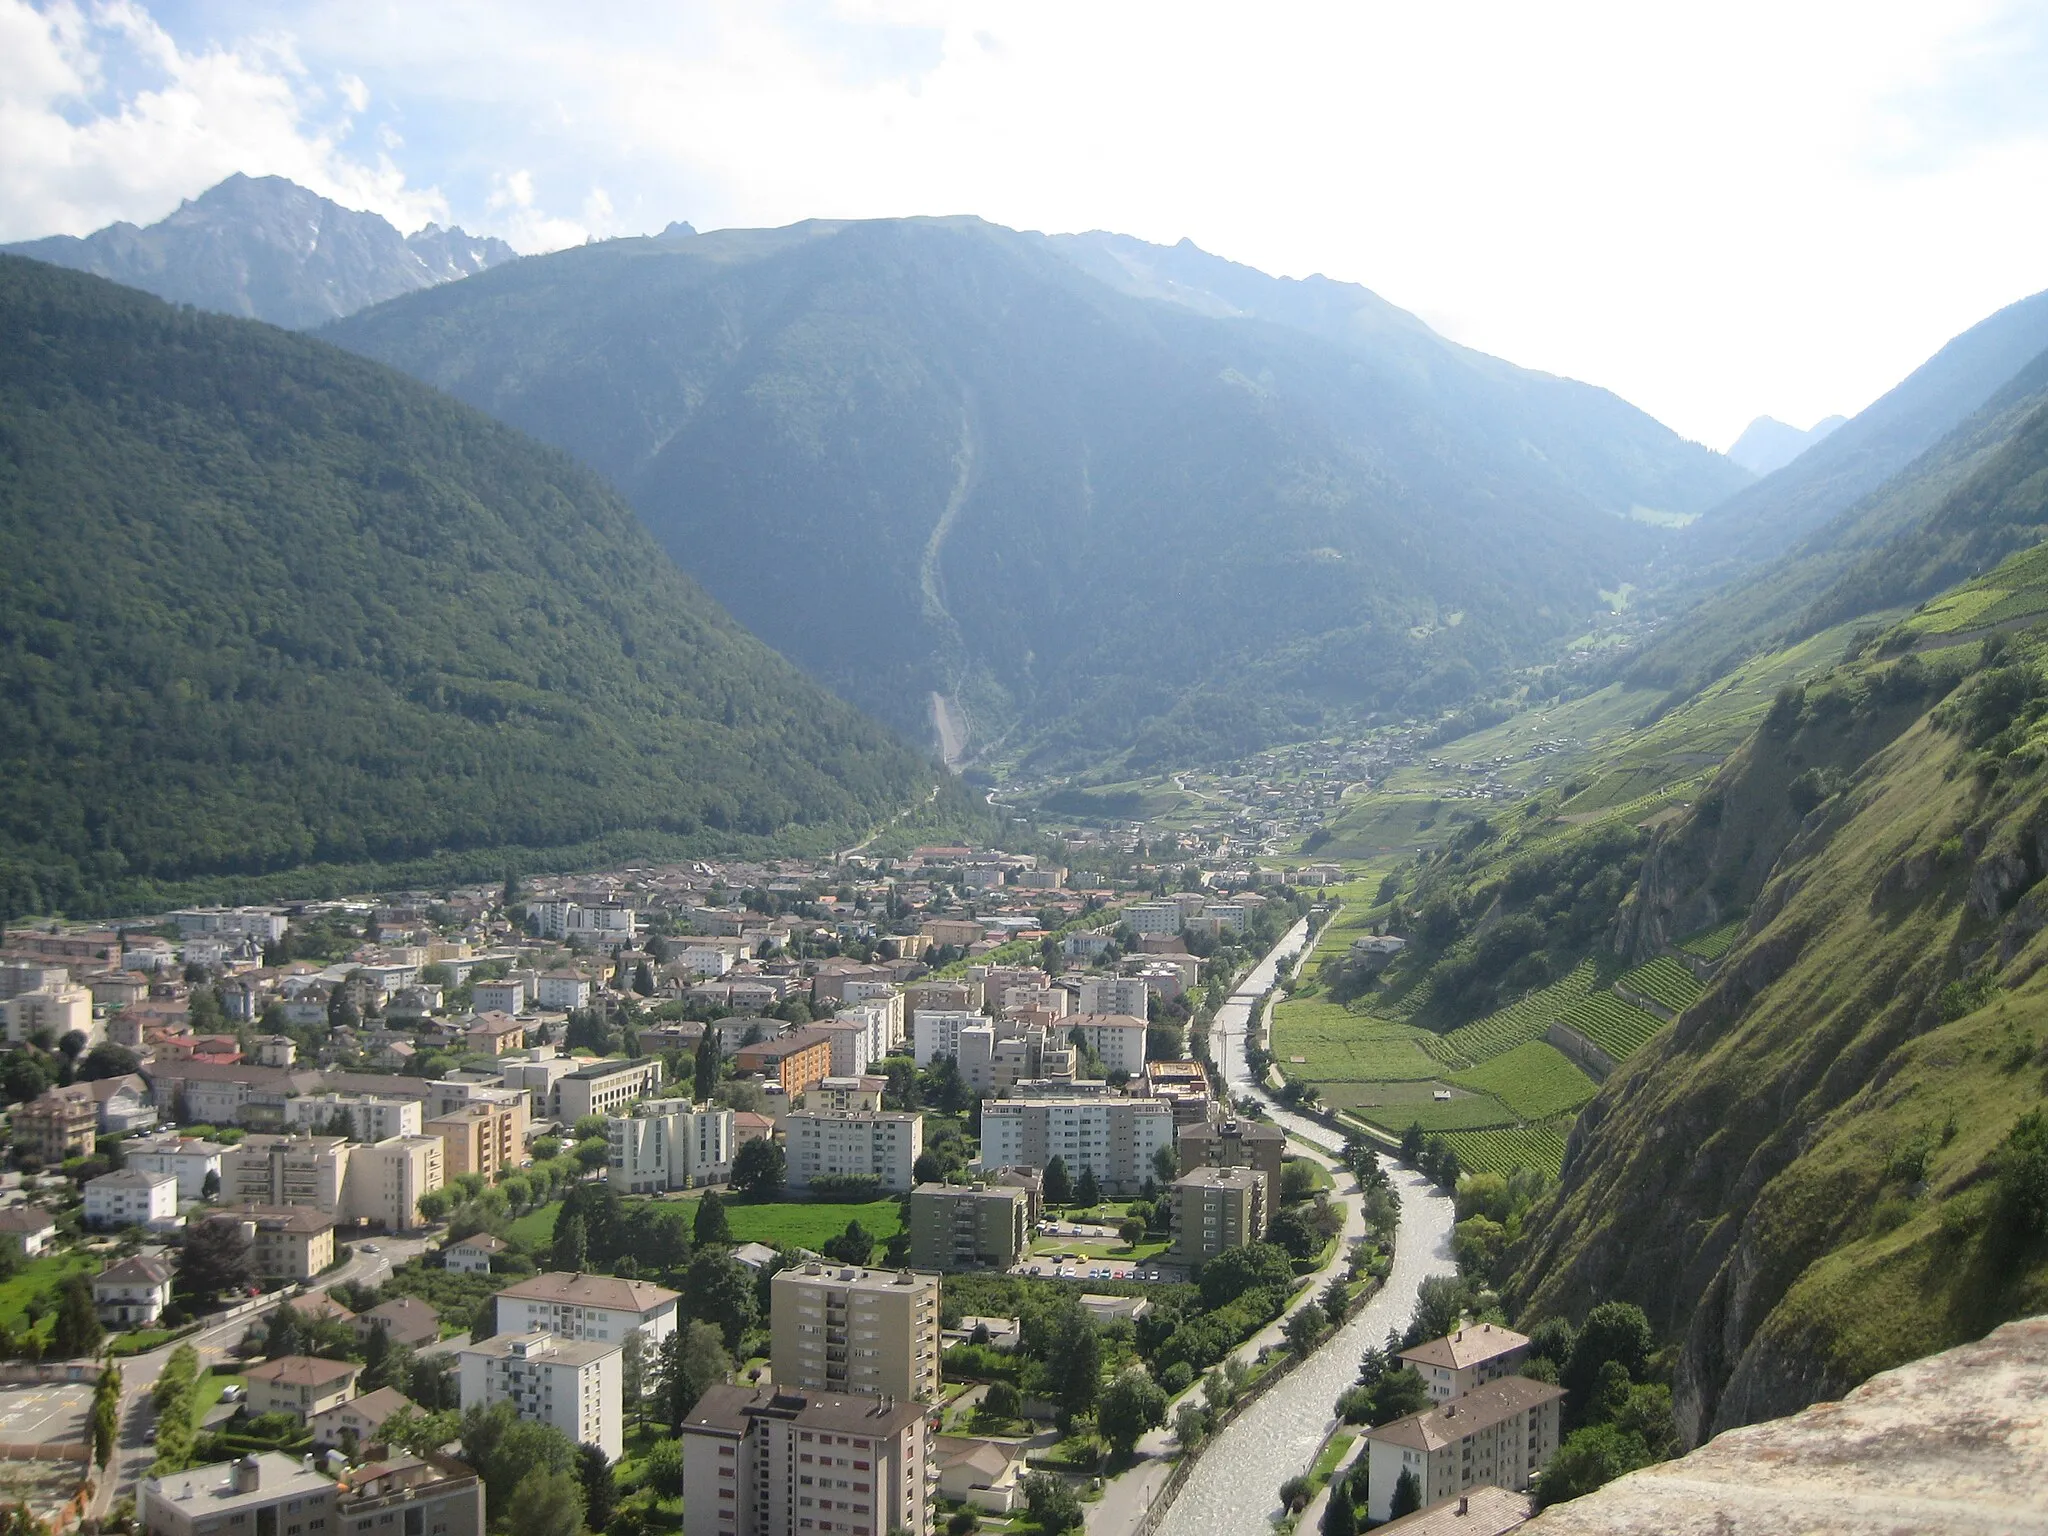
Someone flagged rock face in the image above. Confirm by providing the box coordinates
[3,174,517,328]
[1520,1313,2048,1534]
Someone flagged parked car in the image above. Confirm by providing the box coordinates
[220,1385,245,1403]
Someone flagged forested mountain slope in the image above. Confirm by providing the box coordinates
[0,257,952,916]
[325,215,1745,766]
[3,175,518,330]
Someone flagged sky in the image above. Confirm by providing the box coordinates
[4,1,2047,451]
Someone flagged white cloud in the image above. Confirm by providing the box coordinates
[0,0,442,242]
[5,0,2046,444]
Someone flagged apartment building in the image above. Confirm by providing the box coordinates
[908,1184,1030,1272]
[809,1019,874,1079]
[680,1385,928,1536]
[0,961,69,1001]
[472,980,528,1015]
[208,1206,336,1280]
[804,1077,886,1114]
[1178,1116,1287,1193]
[245,1355,361,1421]
[334,1454,486,1536]
[978,1097,1174,1196]
[222,1132,444,1231]
[83,1168,181,1231]
[903,979,981,1021]
[1168,1166,1267,1266]
[838,984,904,1047]
[283,1093,422,1141]
[141,1453,337,1536]
[733,1030,835,1097]
[608,1098,735,1192]
[459,1329,623,1461]
[536,973,592,1010]
[1077,977,1150,1018]
[784,1110,923,1194]
[769,1264,941,1404]
[1363,1377,1565,1524]
[14,1083,99,1162]
[910,1011,982,1068]
[1063,1014,1148,1075]
[551,1058,664,1122]
[1398,1324,1533,1404]
[2,983,95,1046]
[494,1272,680,1351]
[94,1255,173,1326]
[346,1136,445,1231]
[1121,902,1183,936]
[425,1100,528,1182]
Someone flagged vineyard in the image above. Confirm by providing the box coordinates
[1679,919,1744,961]
[1354,1090,1518,1134]
[1442,1120,1572,1178]
[1451,1041,1600,1120]
[1437,960,1605,1066]
[1618,955,1704,1013]
[1557,992,1666,1062]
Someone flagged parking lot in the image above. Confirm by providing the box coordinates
[0,1383,92,1449]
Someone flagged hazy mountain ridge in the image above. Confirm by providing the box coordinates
[0,256,951,915]
[2,174,518,330]
[325,213,1745,766]
[1725,413,1845,477]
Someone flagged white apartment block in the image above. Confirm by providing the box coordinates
[680,1384,929,1536]
[608,1098,735,1192]
[459,1330,623,1461]
[1363,1377,1564,1524]
[536,973,592,1010]
[172,907,290,942]
[679,946,736,978]
[283,1093,422,1141]
[552,1058,664,1122]
[1203,902,1247,933]
[785,1111,923,1194]
[472,980,528,1014]
[123,1135,227,1200]
[912,1011,983,1068]
[978,1097,1173,1195]
[1063,1014,1149,1075]
[832,1004,894,1067]
[221,1133,444,1231]
[838,984,904,1046]
[494,1272,680,1353]
[1122,902,1184,936]
[2,985,95,1047]
[810,1019,874,1079]
[1078,976,1150,1019]
[83,1168,181,1231]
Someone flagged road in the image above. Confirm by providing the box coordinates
[97,1229,432,1513]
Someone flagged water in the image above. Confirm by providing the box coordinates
[1152,920,1458,1534]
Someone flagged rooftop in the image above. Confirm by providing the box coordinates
[776,1263,938,1293]
[1400,1323,1532,1373]
[683,1383,927,1439]
[0,1207,55,1233]
[1376,1487,1531,1535]
[1174,1165,1266,1191]
[559,1059,660,1082]
[145,1453,330,1513]
[1367,1376,1564,1453]
[461,1329,620,1367]
[245,1355,360,1388]
[497,1271,680,1313]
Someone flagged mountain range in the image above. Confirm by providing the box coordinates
[1724,413,1845,477]
[0,255,957,917]
[2,174,518,330]
[320,214,1748,767]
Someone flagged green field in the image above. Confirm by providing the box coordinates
[1679,920,1744,961]
[1451,1041,1599,1120]
[1442,1121,1572,1178]
[0,1253,95,1340]
[1557,993,1666,1062]
[1438,960,1605,1066]
[1354,1093,1519,1133]
[505,1196,903,1254]
[1619,956,1705,1013]
[1272,998,1444,1083]
[504,1201,562,1249]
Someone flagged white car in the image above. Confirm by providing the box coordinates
[360,1243,380,1253]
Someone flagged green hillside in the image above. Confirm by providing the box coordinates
[0,257,959,915]
[325,216,1744,769]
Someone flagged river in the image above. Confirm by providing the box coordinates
[1151,915,1458,1535]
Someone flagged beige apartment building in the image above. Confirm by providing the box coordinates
[551,1058,663,1122]
[141,1453,337,1536]
[680,1385,928,1536]
[1398,1324,1533,1403]
[335,1454,486,1536]
[244,1355,360,1421]
[770,1264,941,1404]
[1178,1116,1287,1191]
[908,1183,1031,1272]
[424,1100,527,1181]
[221,1133,444,1232]
[1363,1376,1565,1525]
[209,1205,337,1280]
[1169,1165,1267,1266]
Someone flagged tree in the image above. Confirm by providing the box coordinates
[1321,1475,1355,1536]
[622,1333,648,1428]
[1283,1304,1326,1357]
[76,1043,142,1081]
[51,1274,102,1358]
[264,1304,305,1359]
[694,1190,734,1247]
[1021,1473,1082,1534]
[1197,1243,1293,1310]
[1173,1401,1208,1451]
[1095,1367,1168,1459]
[693,1031,722,1100]
[644,1437,685,1499]
[1389,1468,1422,1520]
[551,1213,589,1272]
[1152,1145,1179,1184]
[1042,1156,1073,1207]
[176,1217,253,1301]
[731,1138,786,1201]
[377,1405,461,1456]
[822,1220,874,1265]
[982,1381,1022,1422]
[1400,1123,1425,1163]
[505,1467,584,1536]
[575,1443,615,1532]
[682,1250,757,1353]
[657,1320,732,1428]
[200,1168,221,1201]
[633,962,655,997]
[1535,1424,1653,1508]
[1563,1302,1653,1422]
[1053,1318,1100,1429]
[1074,1167,1102,1209]
[460,1403,575,1517]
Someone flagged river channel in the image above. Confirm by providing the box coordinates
[1152,917,1458,1534]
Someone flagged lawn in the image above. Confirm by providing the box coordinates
[503,1200,561,1249]
[1271,999,1443,1083]
[506,1195,904,1255]
[192,1371,245,1431]
[0,1252,95,1340]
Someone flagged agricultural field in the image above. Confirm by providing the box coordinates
[1442,1121,1573,1178]
[1270,998,1443,1084]
[1680,920,1744,961]
[1618,956,1705,1013]
[1350,1090,1518,1134]
[1451,1042,1600,1121]
[1557,993,1666,1062]
[1438,960,1605,1066]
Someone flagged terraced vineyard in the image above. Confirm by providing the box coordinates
[1451,1041,1600,1120]
[1679,919,1744,961]
[1442,1120,1572,1178]
[1438,960,1604,1065]
[1557,992,1666,1062]
[1618,955,1704,1013]
[1355,1092,1518,1134]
